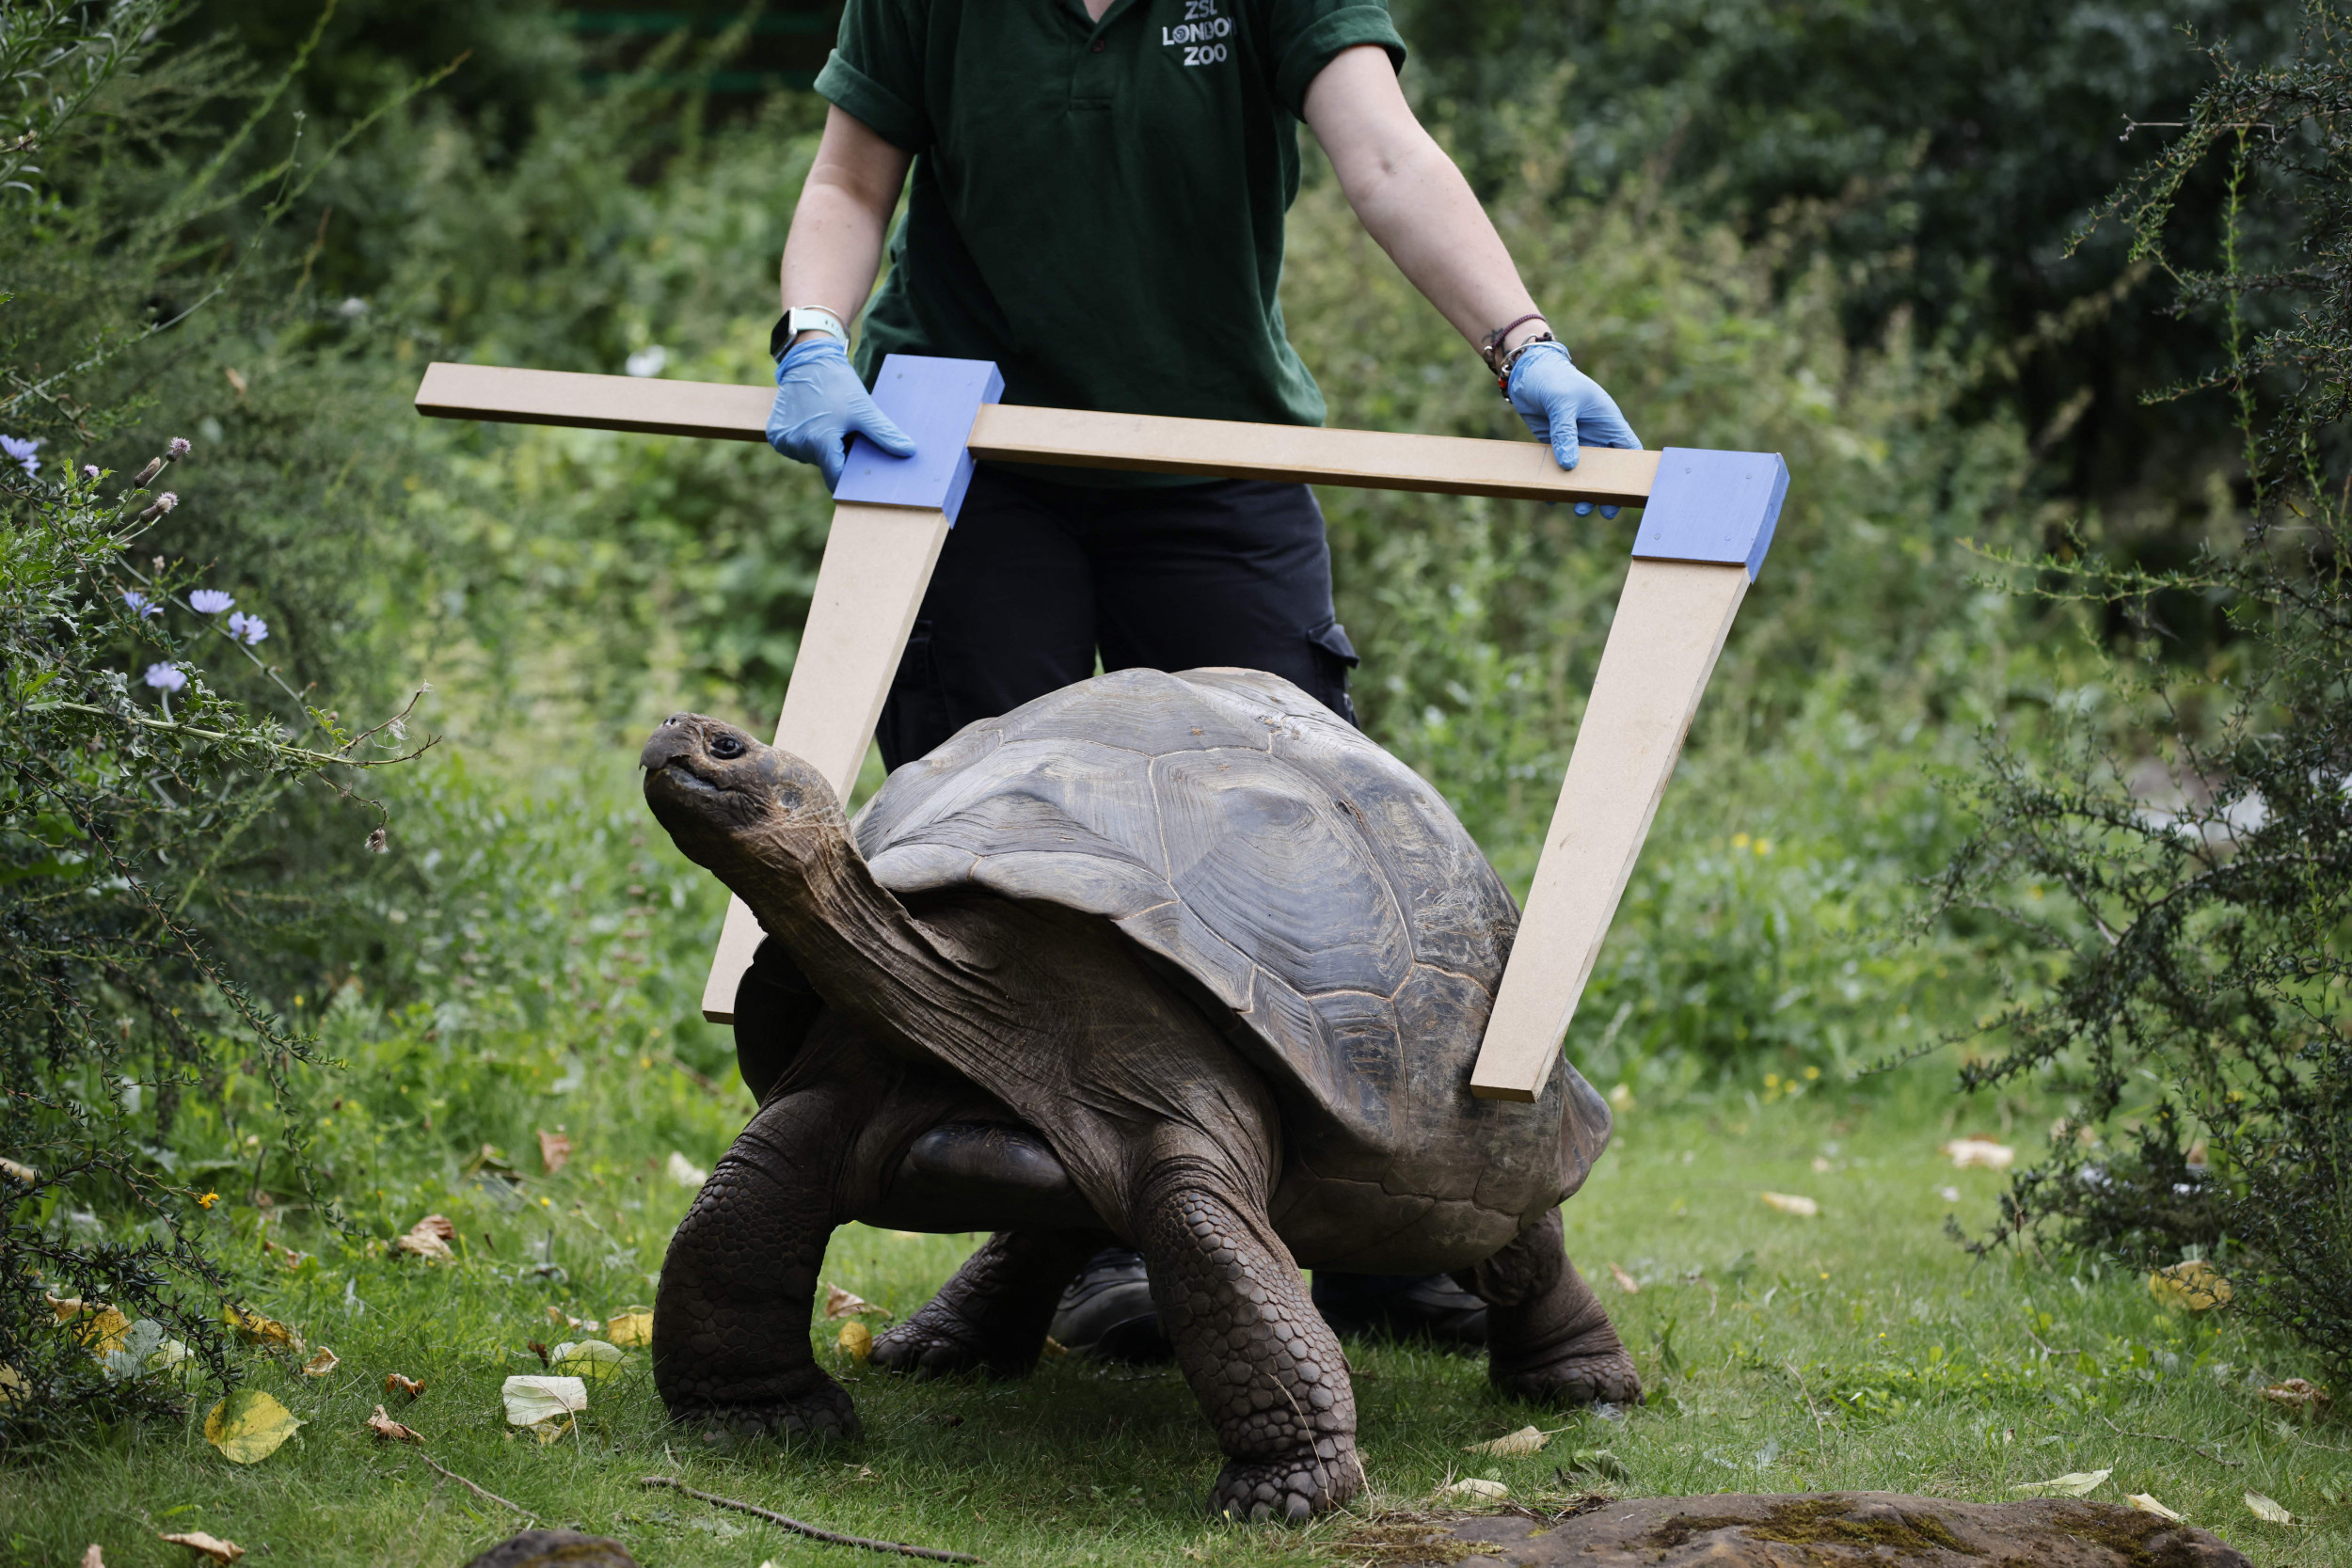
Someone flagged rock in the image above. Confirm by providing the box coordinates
[459,1530,639,1568]
[1359,1492,2252,1566]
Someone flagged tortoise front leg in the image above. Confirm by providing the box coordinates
[1454,1207,1642,1407]
[653,1077,873,1444]
[1134,1135,1362,1523]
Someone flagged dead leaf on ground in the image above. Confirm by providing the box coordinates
[1465,1425,1549,1456]
[79,1545,101,1568]
[532,1415,575,1444]
[385,1372,424,1400]
[1040,1336,1069,1357]
[1759,1191,1820,1217]
[2244,1492,2296,1525]
[1443,1478,1509,1499]
[1559,1449,1630,1482]
[223,1304,300,1353]
[824,1283,888,1320]
[301,1348,338,1378]
[2262,1378,2329,1412]
[2148,1259,2233,1312]
[46,1293,85,1322]
[836,1322,873,1364]
[2012,1468,2110,1497]
[0,1364,27,1402]
[1942,1136,2016,1170]
[204,1388,303,1464]
[2127,1494,2185,1522]
[159,1530,244,1563]
[366,1403,421,1443]
[550,1339,625,1382]
[605,1309,652,1348]
[1606,1262,1639,1294]
[536,1129,571,1174]
[502,1373,587,1430]
[392,1214,455,1262]
[72,1305,132,1360]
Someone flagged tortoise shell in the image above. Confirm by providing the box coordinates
[850,667,1611,1258]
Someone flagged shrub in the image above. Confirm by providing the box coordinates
[1938,1,2352,1387]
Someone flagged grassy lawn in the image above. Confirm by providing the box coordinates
[6,1067,2344,1567]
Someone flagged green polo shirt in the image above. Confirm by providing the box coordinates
[815,0,1404,461]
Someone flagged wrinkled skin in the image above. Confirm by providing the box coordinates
[641,713,1638,1522]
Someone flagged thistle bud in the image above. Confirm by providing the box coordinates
[135,491,179,523]
[132,457,166,487]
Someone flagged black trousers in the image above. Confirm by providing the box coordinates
[876,466,1359,770]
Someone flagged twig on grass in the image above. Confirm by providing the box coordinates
[420,1451,538,1520]
[2097,1414,2246,1467]
[641,1476,979,1563]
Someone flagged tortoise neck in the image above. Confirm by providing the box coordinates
[735,821,995,1049]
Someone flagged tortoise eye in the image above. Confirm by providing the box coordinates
[708,734,745,759]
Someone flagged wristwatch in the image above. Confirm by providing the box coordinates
[770,306,850,360]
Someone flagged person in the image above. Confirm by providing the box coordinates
[758,0,1641,1360]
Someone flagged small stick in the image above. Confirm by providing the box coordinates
[641,1476,979,1563]
[2097,1414,2246,1467]
[421,1451,538,1519]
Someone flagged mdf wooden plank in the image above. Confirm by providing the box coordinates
[413,361,1658,505]
[699,501,951,1022]
[1469,560,1751,1101]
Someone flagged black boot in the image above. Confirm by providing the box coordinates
[1310,1271,1487,1350]
[1045,1246,1173,1364]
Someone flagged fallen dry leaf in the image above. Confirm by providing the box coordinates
[2148,1259,2233,1312]
[72,1305,132,1360]
[1942,1137,2016,1170]
[1562,1448,1631,1481]
[46,1293,84,1322]
[365,1403,421,1443]
[836,1322,873,1364]
[204,1388,303,1464]
[2012,1468,2110,1497]
[392,1214,454,1262]
[159,1530,244,1563]
[2262,1378,2329,1412]
[0,1364,26,1402]
[1444,1478,1509,1499]
[79,1545,101,1568]
[824,1283,888,1320]
[385,1372,424,1400]
[532,1415,575,1445]
[1,1156,35,1183]
[546,1306,599,1332]
[223,1304,300,1353]
[1040,1336,1069,1358]
[2127,1494,2184,1523]
[1465,1425,1549,1456]
[1759,1191,1820,1217]
[666,1150,708,1187]
[536,1129,571,1174]
[1607,1262,1640,1295]
[1811,1155,1833,1173]
[501,1373,587,1429]
[605,1309,652,1348]
[2244,1492,2296,1525]
[301,1348,338,1378]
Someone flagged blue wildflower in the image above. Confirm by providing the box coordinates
[122,591,163,619]
[1,434,41,476]
[143,663,187,692]
[189,589,234,614]
[227,610,268,645]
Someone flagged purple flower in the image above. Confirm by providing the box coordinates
[82,464,99,480]
[135,491,179,524]
[167,436,191,458]
[227,610,268,645]
[1,434,40,476]
[143,663,187,692]
[189,589,234,614]
[122,591,163,619]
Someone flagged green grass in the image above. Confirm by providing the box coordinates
[6,1070,2346,1568]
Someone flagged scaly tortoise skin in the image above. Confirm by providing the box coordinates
[640,668,1637,1524]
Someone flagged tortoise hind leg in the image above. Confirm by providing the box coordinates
[871,1228,1110,1378]
[1454,1207,1643,1407]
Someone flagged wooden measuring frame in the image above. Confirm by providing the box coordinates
[416,356,1788,1101]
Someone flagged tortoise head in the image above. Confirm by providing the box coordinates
[640,713,846,881]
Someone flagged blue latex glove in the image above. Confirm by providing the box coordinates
[766,337,916,487]
[1507,341,1642,517]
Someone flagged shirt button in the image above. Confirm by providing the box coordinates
[1091,39,1105,52]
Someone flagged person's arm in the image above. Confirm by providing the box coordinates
[766,104,919,483]
[1302,46,1639,473]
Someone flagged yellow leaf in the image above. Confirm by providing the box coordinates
[550,1340,626,1383]
[1607,1262,1640,1295]
[2147,1260,2233,1312]
[2243,1492,2295,1525]
[158,1530,245,1563]
[75,1307,131,1360]
[1759,1192,1820,1217]
[203,1388,304,1464]
[2127,1494,2184,1522]
[301,1348,339,1378]
[605,1310,653,1348]
[223,1305,301,1353]
[1464,1425,1549,1456]
[2012,1469,2109,1497]
[836,1322,873,1364]
[824,1283,888,1320]
[1040,1335,1069,1358]
[532,1415,576,1444]
[0,1364,26,1403]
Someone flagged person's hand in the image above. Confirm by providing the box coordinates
[766,337,916,487]
[1507,341,1641,517]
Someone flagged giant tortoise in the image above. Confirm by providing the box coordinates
[639,667,1637,1523]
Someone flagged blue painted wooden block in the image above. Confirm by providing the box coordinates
[834,355,1006,523]
[1629,447,1789,579]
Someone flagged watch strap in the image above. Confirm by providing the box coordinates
[770,306,850,360]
